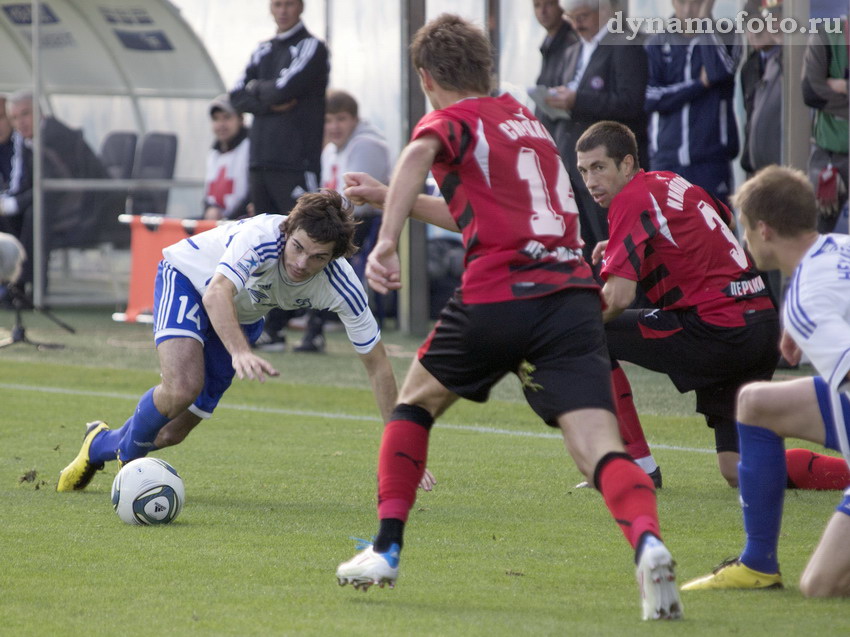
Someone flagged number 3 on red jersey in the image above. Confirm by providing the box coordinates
[517,147,578,238]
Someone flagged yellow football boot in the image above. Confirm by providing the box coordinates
[56,421,109,492]
[681,558,782,591]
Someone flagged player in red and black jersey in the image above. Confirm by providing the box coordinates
[576,121,780,487]
[336,15,682,621]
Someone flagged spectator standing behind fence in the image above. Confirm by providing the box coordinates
[0,89,108,291]
[202,94,251,221]
[0,96,13,190]
[740,1,784,309]
[230,0,329,352]
[544,0,649,262]
[305,90,393,353]
[740,1,783,177]
[322,90,391,284]
[542,0,659,482]
[801,18,848,232]
[644,0,740,207]
[531,0,578,139]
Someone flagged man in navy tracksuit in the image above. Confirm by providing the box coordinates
[230,0,329,215]
[230,0,330,351]
[644,0,740,207]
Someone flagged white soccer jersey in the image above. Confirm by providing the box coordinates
[161,214,380,354]
[785,234,850,394]
[784,233,850,461]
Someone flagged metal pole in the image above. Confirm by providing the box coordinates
[400,0,428,336]
[781,0,810,170]
[487,0,500,86]
[31,0,44,307]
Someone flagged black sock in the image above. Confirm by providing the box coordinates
[374,518,405,552]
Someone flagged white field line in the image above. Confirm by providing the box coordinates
[0,382,714,454]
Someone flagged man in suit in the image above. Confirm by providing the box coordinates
[542,1,658,481]
[543,0,649,259]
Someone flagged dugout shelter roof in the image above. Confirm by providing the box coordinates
[0,0,225,185]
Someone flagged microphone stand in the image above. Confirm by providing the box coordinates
[0,284,75,350]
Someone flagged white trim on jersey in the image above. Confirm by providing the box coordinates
[161,214,381,354]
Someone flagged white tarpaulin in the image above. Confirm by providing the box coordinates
[0,1,222,98]
[0,0,224,195]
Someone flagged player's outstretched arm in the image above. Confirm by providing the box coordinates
[365,136,442,294]
[343,172,459,232]
[357,341,398,424]
[203,274,280,382]
[357,341,437,491]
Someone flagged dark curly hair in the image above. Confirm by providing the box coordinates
[280,190,358,259]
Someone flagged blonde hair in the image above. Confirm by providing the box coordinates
[733,166,817,237]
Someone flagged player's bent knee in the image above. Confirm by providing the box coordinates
[735,382,774,426]
[799,571,850,598]
[158,381,203,413]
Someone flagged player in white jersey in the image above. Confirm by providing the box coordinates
[56,191,399,492]
[682,166,850,596]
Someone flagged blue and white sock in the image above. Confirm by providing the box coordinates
[115,388,169,462]
[738,422,786,574]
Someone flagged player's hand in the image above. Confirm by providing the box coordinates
[779,330,802,367]
[343,172,388,209]
[418,468,437,492]
[591,239,608,266]
[231,351,280,383]
[366,238,402,294]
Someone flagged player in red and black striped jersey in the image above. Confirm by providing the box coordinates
[411,95,597,302]
[576,121,780,487]
[336,15,682,621]
[604,169,773,327]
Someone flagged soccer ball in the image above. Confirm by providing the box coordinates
[111,457,185,525]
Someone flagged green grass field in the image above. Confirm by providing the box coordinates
[1,308,848,636]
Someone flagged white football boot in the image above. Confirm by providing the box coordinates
[336,541,400,591]
[636,535,684,620]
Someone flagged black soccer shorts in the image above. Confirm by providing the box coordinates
[418,288,614,426]
[605,307,780,422]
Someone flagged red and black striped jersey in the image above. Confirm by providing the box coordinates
[602,170,775,327]
[412,93,597,304]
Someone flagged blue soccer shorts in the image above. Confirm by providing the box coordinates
[813,376,850,516]
[152,260,264,417]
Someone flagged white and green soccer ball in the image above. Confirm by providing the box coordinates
[111,457,185,525]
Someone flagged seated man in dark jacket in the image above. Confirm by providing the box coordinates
[0,89,112,290]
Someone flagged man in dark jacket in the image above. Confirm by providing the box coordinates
[542,0,649,262]
[0,96,13,190]
[0,89,110,290]
[230,0,330,352]
[230,0,329,216]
